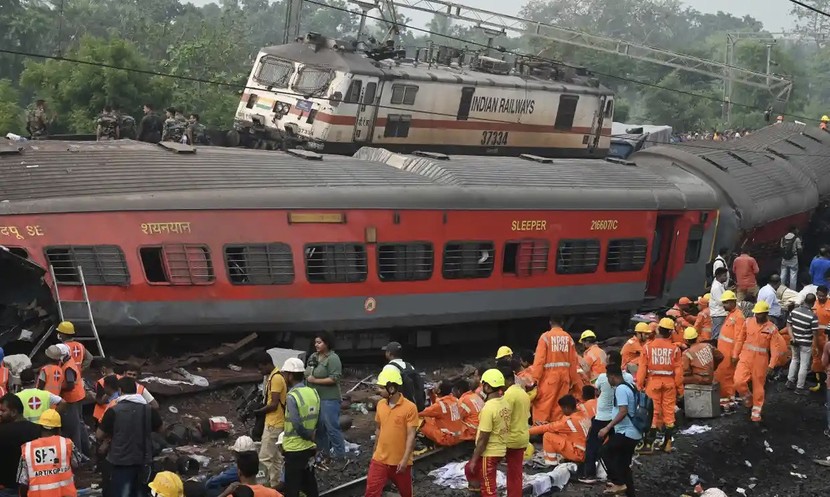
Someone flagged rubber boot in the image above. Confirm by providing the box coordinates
[663,426,674,453]
[651,428,666,453]
[638,428,656,454]
[810,373,822,393]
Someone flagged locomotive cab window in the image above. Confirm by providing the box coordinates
[443,241,495,279]
[139,244,214,285]
[685,224,705,263]
[391,84,419,105]
[45,245,130,286]
[305,243,367,283]
[503,240,549,276]
[345,79,362,104]
[225,243,294,285]
[556,239,600,274]
[253,57,294,88]
[378,243,434,282]
[554,95,579,131]
[606,238,648,272]
[384,115,411,138]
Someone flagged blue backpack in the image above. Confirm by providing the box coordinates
[615,383,653,434]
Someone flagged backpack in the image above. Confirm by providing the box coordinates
[615,383,653,434]
[781,236,796,260]
[390,361,426,411]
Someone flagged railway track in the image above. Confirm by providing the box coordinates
[319,444,471,497]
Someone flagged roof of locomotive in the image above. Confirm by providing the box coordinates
[633,123,830,230]
[260,43,614,95]
[0,140,716,215]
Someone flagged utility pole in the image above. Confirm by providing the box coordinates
[283,0,304,45]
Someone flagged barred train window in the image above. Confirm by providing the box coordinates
[378,243,433,282]
[305,243,367,283]
[685,225,704,263]
[253,57,294,87]
[225,244,294,285]
[556,239,600,274]
[443,241,495,279]
[606,238,648,272]
[45,245,130,286]
[503,239,549,276]
[139,244,214,285]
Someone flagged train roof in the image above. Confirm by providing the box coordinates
[261,43,614,95]
[0,140,717,215]
[633,123,830,230]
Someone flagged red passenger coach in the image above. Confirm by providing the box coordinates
[0,141,719,345]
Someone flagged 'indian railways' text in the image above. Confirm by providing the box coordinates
[471,96,535,115]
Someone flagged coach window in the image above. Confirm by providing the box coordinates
[605,238,648,272]
[139,244,214,285]
[384,115,411,138]
[45,245,130,286]
[555,239,600,274]
[345,79,362,104]
[363,82,377,107]
[391,84,419,105]
[685,224,704,263]
[378,243,433,282]
[554,95,579,131]
[503,239,549,276]
[305,243,367,283]
[225,243,294,285]
[443,241,495,279]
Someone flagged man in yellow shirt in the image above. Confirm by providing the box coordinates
[465,369,511,497]
[253,352,286,488]
[500,365,530,497]
[365,368,419,497]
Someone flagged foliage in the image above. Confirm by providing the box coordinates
[0,79,24,135]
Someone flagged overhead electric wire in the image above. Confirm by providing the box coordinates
[789,0,830,18]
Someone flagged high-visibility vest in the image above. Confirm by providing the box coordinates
[93,375,124,422]
[17,388,53,423]
[41,365,64,396]
[283,385,320,453]
[93,398,118,423]
[22,435,77,497]
[64,341,86,369]
[60,360,85,403]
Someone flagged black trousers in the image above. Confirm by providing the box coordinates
[283,448,318,497]
[601,433,638,497]
[581,418,610,478]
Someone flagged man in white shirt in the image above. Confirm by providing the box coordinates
[712,247,730,286]
[709,268,729,340]
[758,274,784,329]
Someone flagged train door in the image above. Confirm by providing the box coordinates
[646,214,679,298]
[353,79,378,142]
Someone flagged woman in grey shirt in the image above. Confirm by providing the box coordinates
[305,332,346,461]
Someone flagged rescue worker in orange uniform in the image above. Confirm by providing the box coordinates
[17,409,78,497]
[419,380,464,446]
[495,346,513,369]
[529,395,590,465]
[733,301,779,423]
[92,375,120,424]
[515,350,538,402]
[579,331,607,384]
[682,327,724,385]
[457,379,485,441]
[578,385,597,419]
[56,321,92,371]
[38,345,87,456]
[37,346,65,397]
[636,317,682,452]
[714,290,744,408]
[667,297,698,344]
[621,322,655,374]
[0,346,9,396]
[694,294,713,342]
[810,285,830,391]
[530,316,580,424]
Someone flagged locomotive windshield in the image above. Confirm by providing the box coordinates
[253,56,294,88]
[293,66,333,96]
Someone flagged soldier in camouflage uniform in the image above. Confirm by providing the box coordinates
[162,107,186,143]
[96,105,120,141]
[115,107,137,140]
[26,99,52,139]
[186,113,211,146]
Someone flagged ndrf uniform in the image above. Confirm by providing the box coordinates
[530,326,580,423]
[636,336,682,429]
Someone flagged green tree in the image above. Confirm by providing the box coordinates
[0,79,25,135]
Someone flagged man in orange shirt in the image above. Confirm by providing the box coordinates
[529,395,590,465]
[732,249,760,302]
[636,318,682,452]
[578,385,597,419]
[682,327,724,385]
[715,290,745,409]
[733,301,779,423]
[457,379,485,441]
[667,298,697,343]
[419,381,463,447]
[694,295,713,341]
[365,369,419,497]
[811,285,830,387]
[622,322,654,374]
[219,452,282,497]
[579,331,607,384]
[530,316,580,424]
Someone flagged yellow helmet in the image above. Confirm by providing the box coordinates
[658,317,675,330]
[523,442,535,461]
[481,368,506,388]
[37,409,62,429]
[683,327,699,340]
[148,471,184,497]
[703,293,711,300]
[579,330,597,343]
[720,290,737,302]
[634,322,649,333]
[56,321,75,335]
[822,115,829,122]
[752,301,770,314]
[376,368,403,386]
[495,346,513,359]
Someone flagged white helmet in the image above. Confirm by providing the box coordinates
[281,357,305,373]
